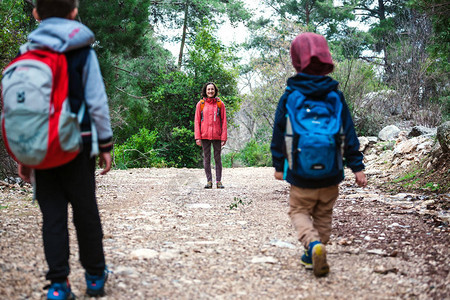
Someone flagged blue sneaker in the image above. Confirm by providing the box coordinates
[309,241,329,277]
[300,250,313,269]
[47,280,75,300]
[85,268,109,296]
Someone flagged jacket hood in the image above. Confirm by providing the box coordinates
[286,73,339,99]
[28,18,94,52]
[290,32,334,75]
[204,97,219,103]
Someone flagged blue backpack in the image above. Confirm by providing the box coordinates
[284,87,345,179]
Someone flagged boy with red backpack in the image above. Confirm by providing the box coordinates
[1,0,112,298]
[271,32,367,277]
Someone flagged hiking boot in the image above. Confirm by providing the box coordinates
[46,280,75,300]
[300,250,313,270]
[85,268,109,297]
[204,181,213,189]
[309,241,329,277]
[216,181,225,189]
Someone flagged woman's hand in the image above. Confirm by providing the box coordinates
[196,139,202,146]
[221,140,226,147]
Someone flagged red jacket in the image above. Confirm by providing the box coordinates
[194,97,227,141]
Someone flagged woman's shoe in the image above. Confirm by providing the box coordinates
[216,181,225,189]
[204,181,213,189]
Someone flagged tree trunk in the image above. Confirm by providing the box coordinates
[377,0,392,79]
[178,0,189,68]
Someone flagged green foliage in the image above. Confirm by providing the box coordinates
[223,138,272,168]
[393,169,422,183]
[186,20,242,115]
[0,0,35,178]
[78,0,176,144]
[380,141,396,151]
[422,182,440,192]
[150,0,251,47]
[332,59,384,136]
[228,196,252,210]
[239,139,272,167]
[161,127,202,168]
[0,0,35,70]
[262,0,355,37]
[408,0,449,68]
[114,127,165,169]
[79,0,153,58]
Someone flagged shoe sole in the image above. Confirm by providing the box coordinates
[47,292,75,300]
[312,244,329,277]
[300,260,313,270]
[86,288,105,297]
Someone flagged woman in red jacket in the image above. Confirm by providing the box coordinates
[194,82,228,189]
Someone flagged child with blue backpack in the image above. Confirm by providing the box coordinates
[13,0,113,298]
[271,32,367,277]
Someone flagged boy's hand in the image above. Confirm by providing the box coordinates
[18,164,32,183]
[274,171,283,180]
[98,152,111,175]
[196,139,202,146]
[354,171,367,187]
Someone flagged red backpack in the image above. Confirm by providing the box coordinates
[1,49,83,169]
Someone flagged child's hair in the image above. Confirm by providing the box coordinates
[201,82,219,98]
[35,0,78,20]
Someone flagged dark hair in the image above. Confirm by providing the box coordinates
[201,82,218,98]
[35,0,78,20]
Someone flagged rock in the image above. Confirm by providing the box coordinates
[388,222,410,228]
[159,249,180,260]
[251,256,278,264]
[186,203,212,209]
[359,137,370,152]
[408,126,436,138]
[437,121,450,153]
[374,265,398,274]
[393,139,417,155]
[367,136,378,144]
[130,249,159,260]
[361,90,402,116]
[367,249,386,256]
[379,125,401,141]
[270,239,296,249]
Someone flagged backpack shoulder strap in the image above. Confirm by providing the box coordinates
[200,99,205,111]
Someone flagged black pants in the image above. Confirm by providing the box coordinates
[35,150,105,282]
[201,139,222,182]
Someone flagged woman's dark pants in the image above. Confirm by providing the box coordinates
[201,139,222,182]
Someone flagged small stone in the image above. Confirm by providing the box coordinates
[251,256,278,264]
[130,249,159,260]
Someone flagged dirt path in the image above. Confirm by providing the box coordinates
[0,167,448,299]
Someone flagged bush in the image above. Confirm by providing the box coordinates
[223,138,272,168]
[113,127,165,169]
[162,127,202,168]
[240,139,272,167]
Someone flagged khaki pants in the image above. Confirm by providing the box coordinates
[288,184,339,248]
